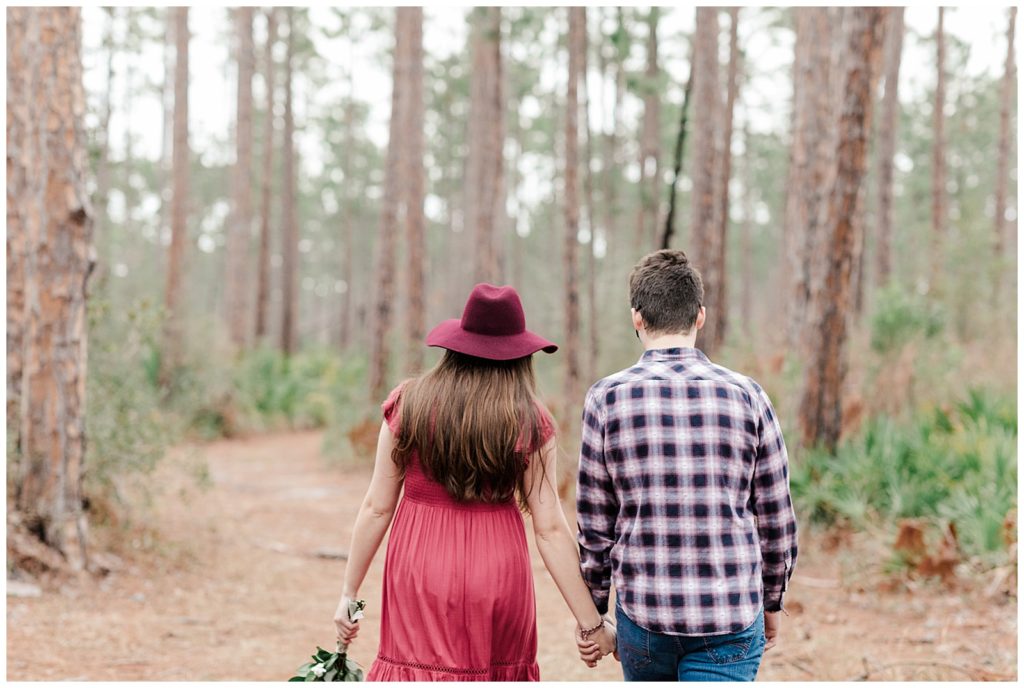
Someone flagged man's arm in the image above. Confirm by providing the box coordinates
[576,386,617,615]
[751,385,798,615]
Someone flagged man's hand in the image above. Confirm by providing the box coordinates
[764,611,781,651]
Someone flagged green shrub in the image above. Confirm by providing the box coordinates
[870,283,945,355]
[84,297,171,509]
[791,387,1016,563]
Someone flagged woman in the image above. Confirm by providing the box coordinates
[332,283,615,680]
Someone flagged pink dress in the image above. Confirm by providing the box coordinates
[366,384,553,682]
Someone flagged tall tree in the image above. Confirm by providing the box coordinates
[798,7,887,450]
[564,7,584,415]
[994,7,1017,264]
[465,7,505,285]
[403,7,427,374]
[226,7,254,349]
[279,8,298,355]
[368,9,411,401]
[690,8,722,353]
[254,8,276,342]
[930,7,947,283]
[637,7,661,248]
[874,7,905,289]
[662,38,694,250]
[7,7,30,457]
[739,120,754,335]
[580,9,600,383]
[783,9,834,350]
[160,7,190,387]
[711,7,740,353]
[601,7,627,262]
[14,7,94,557]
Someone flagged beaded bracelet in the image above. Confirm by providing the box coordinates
[579,619,605,641]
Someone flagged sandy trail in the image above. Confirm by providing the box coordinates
[6,430,1017,681]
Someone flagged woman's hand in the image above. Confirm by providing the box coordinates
[575,620,616,666]
[333,594,360,646]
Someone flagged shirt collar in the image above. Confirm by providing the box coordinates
[639,347,709,364]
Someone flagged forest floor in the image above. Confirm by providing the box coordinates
[7,430,1018,681]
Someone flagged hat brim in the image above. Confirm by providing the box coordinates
[425,319,559,361]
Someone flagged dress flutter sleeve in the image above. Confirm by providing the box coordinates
[381,383,406,434]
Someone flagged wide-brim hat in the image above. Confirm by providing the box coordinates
[426,283,558,361]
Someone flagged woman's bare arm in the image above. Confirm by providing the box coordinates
[333,422,403,643]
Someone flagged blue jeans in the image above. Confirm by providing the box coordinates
[615,603,766,682]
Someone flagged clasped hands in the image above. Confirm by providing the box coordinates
[575,616,617,667]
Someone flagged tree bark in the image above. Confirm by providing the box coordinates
[637,7,661,248]
[564,7,584,416]
[14,7,94,560]
[226,7,254,349]
[740,121,754,335]
[255,8,276,342]
[784,9,834,352]
[798,7,887,451]
[160,7,189,387]
[930,7,946,285]
[7,7,30,462]
[368,8,410,402]
[279,8,298,356]
[690,8,722,353]
[874,7,904,289]
[662,38,694,251]
[994,7,1017,265]
[580,9,600,384]
[465,7,505,286]
[711,7,740,353]
[338,62,355,350]
[403,8,427,374]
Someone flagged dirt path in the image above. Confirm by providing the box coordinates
[7,431,1017,681]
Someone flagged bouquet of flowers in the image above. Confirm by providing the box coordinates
[290,599,366,682]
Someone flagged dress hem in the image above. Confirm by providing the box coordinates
[367,653,540,682]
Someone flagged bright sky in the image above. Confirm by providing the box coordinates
[81,6,1018,189]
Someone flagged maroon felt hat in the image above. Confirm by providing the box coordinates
[426,283,558,361]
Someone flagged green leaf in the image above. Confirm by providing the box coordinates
[324,669,338,682]
[325,655,338,671]
[288,676,306,682]
[304,673,316,682]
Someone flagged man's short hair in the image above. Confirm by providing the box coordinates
[628,249,705,335]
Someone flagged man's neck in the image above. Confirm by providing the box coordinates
[643,333,698,351]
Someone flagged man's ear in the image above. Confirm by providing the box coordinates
[631,308,645,332]
[694,306,706,331]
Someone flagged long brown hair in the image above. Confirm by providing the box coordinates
[392,350,550,510]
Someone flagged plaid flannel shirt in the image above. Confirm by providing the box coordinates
[576,347,798,636]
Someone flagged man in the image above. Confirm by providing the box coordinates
[574,249,798,681]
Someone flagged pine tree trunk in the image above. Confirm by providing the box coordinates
[160,7,190,386]
[279,8,298,356]
[711,7,740,353]
[465,7,505,286]
[7,7,30,459]
[403,7,427,374]
[784,9,834,352]
[637,8,661,248]
[690,7,721,353]
[368,9,410,402]
[338,69,355,350]
[875,7,904,289]
[602,7,625,265]
[580,10,600,384]
[226,7,254,349]
[740,122,754,335]
[662,38,694,251]
[93,9,115,284]
[930,8,946,286]
[798,7,887,451]
[255,8,276,342]
[994,7,1017,269]
[14,7,94,560]
[564,7,584,416]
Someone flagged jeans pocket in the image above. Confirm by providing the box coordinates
[615,605,653,670]
[701,615,762,665]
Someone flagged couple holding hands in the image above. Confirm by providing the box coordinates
[333,249,798,682]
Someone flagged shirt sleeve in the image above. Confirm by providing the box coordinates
[575,385,617,615]
[750,383,799,613]
[381,383,405,434]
